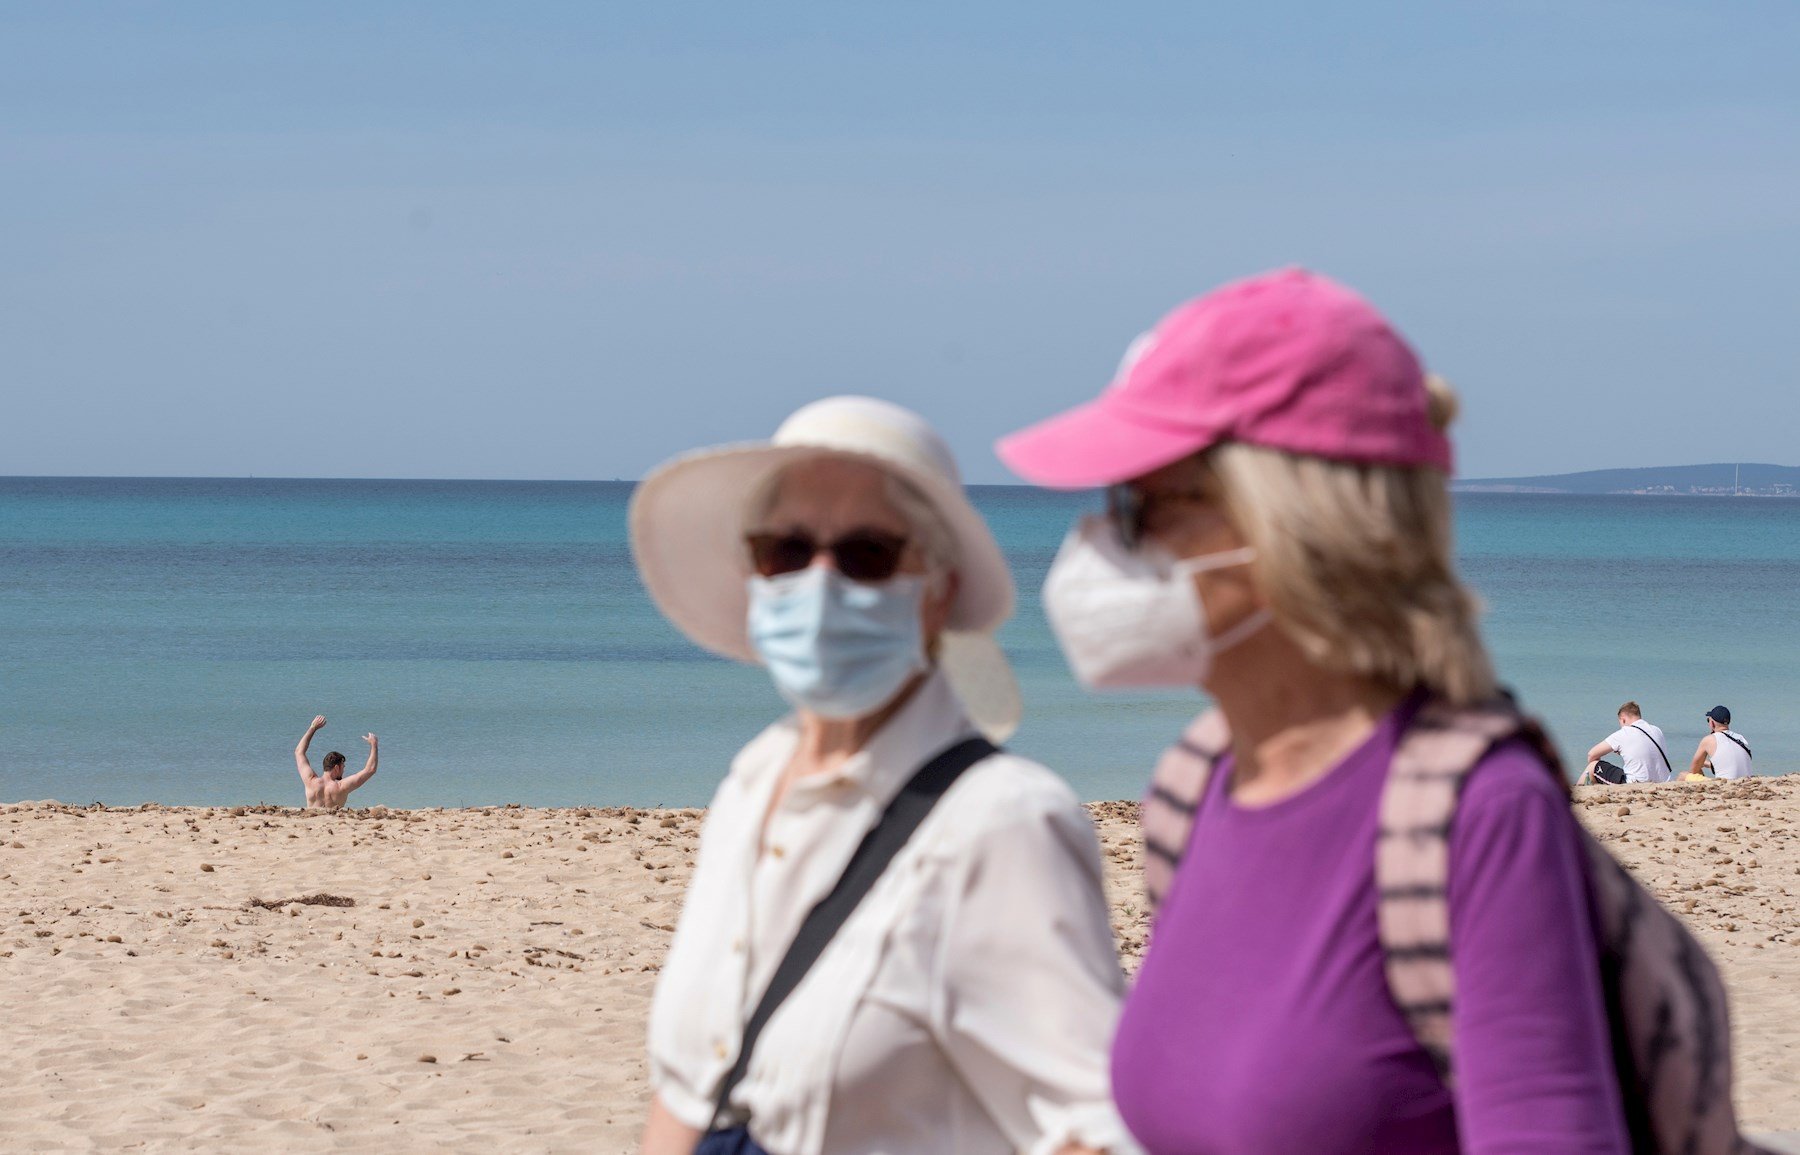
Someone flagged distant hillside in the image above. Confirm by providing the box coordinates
[1454,463,1800,496]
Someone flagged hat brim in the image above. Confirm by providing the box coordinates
[996,397,1216,490]
[629,442,1015,665]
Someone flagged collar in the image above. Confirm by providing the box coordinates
[745,668,978,811]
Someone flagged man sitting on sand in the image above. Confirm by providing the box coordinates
[1580,700,1672,785]
[294,715,379,809]
[1688,705,1753,781]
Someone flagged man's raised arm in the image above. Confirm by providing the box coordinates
[296,715,326,782]
[343,733,379,793]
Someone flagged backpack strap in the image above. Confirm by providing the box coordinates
[1375,702,1522,1082]
[1375,700,1567,1085]
[1142,709,1230,911]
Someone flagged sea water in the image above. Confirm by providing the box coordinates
[2,478,1796,808]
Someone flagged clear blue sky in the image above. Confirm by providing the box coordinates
[4,3,1797,482]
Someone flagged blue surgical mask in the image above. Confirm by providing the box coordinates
[747,565,928,718]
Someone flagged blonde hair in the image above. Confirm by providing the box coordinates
[1208,376,1497,705]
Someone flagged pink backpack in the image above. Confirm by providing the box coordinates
[1140,698,1769,1155]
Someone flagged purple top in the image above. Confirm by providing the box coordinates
[1112,700,1630,1155]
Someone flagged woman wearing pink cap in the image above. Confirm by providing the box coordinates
[999,270,1629,1154]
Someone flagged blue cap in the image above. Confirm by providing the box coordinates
[1706,705,1731,726]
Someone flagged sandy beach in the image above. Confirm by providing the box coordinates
[3,778,1797,1152]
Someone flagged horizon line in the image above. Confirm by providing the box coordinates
[0,472,1043,488]
[6,461,1796,486]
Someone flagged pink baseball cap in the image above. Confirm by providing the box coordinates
[997,268,1452,488]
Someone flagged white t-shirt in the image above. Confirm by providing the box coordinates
[1710,729,1753,779]
[1607,720,1672,783]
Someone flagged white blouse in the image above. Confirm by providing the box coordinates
[648,672,1135,1155]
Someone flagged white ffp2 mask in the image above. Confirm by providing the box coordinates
[1041,515,1269,688]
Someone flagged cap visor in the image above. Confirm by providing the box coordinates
[996,398,1211,490]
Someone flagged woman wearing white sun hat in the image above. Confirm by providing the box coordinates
[632,396,1132,1155]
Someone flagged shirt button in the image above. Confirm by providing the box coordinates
[731,937,744,953]
[769,844,786,859]
[714,1041,728,1059]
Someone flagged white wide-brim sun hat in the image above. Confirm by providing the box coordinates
[629,396,1021,742]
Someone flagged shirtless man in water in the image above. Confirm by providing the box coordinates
[294,715,379,809]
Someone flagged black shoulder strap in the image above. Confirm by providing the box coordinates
[709,735,998,1129]
[1719,730,1752,759]
[1630,723,1673,773]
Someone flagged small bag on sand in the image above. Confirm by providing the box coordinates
[1593,759,1628,785]
[1139,698,1770,1155]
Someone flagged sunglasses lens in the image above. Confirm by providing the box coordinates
[832,534,906,582]
[1106,485,1141,550]
[747,530,908,582]
[748,533,816,577]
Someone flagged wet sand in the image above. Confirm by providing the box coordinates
[2,777,1797,1151]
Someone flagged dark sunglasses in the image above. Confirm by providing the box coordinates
[1106,483,1213,551]
[1105,484,1150,551]
[745,528,911,583]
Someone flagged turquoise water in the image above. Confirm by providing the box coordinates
[2,479,1795,807]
